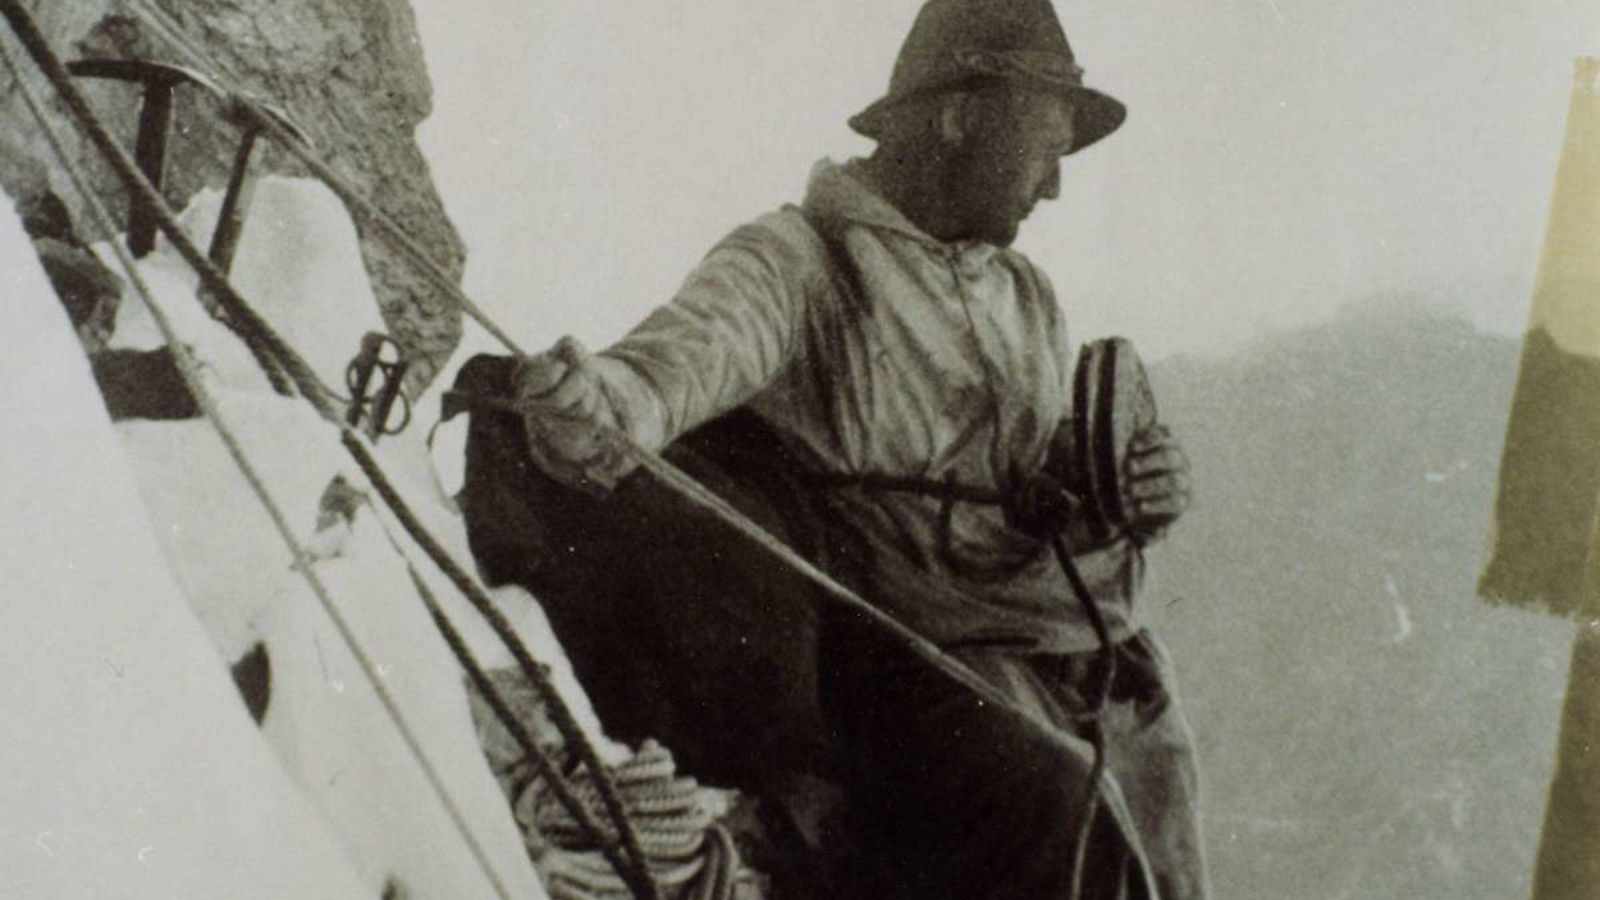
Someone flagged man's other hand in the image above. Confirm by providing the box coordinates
[513,336,626,493]
[1122,424,1191,545]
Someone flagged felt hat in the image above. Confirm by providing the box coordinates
[849,0,1127,154]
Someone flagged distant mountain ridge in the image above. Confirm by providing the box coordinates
[1140,301,1573,900]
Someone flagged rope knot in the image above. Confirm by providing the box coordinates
[1004,470,1081,539]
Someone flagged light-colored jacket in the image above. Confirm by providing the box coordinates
[592,159,1142,653]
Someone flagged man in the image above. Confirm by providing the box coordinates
[509,1,1208,897]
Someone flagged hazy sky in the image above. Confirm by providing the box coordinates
[414,2,1600,361]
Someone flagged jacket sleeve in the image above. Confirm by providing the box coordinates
[592,214,821,451]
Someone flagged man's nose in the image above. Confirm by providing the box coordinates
[1038,161,1062,201]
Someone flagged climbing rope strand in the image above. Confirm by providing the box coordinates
[240,105,527,356]
[0,30,517,900]
[387,541,648,896]
[1053,533,1117,900]
[343,430,662,900]
[0,8,660,899]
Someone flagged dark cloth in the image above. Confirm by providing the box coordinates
[823,618,1206,900]
[453,354,840,787]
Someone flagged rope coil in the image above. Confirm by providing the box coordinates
[467,669,749,900]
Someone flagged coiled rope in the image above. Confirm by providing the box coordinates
[529,742,744,900]
[0,6,661,898]
[472,686,748,900]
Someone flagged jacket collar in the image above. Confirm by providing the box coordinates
[801,158,1001,272]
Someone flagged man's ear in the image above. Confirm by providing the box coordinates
[935,92,973,146]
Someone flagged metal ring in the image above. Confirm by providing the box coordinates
[380,391,413,436]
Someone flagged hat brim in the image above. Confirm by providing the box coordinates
[849,83,1127,155]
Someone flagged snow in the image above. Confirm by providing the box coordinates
[7,176,630,897]
[0,196,370,898]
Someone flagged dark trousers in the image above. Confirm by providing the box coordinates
[822,619,1209,900]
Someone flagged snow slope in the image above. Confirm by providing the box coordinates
[0,197,373,898]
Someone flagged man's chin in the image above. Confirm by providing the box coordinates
[987,223,1021,248]
[960,213,1022,247]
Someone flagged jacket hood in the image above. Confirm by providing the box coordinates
[801,158,1001,270]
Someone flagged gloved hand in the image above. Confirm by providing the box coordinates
[513,336,632,493]
[1121,424,1191,545]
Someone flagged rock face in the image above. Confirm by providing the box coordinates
[0,0,462,395]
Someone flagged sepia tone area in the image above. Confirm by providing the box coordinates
[3,1,1599,899]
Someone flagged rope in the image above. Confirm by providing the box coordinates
[373,507,650,895]
[1053,534,1117,900]
[347,433,662,900]
[0,28,517,900]
[0,8,661,898]
[516,740,745,900]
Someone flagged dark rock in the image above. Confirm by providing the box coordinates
[229,640,271,726]
[89,346,199,420]
[33,236,121,349]
[17,189,77,244]
[316,474,366,530]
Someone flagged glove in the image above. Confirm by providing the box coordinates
[513,336,633,493]
[1121,424,1191,545]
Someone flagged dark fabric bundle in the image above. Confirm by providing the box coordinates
[450,354,842,791]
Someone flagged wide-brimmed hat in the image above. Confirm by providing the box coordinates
[849,0,1127,154]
